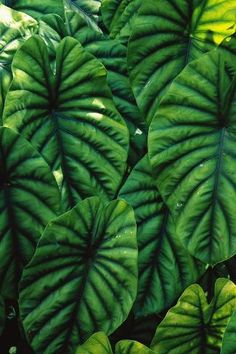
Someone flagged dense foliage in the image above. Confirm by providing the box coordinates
[0,0,236,353]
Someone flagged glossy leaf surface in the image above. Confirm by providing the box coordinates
[65,10,147,164]
[1,0,64,19]
[221,311,236,354]
[151,278,236,354]
[0,4,37,120]
[0,127,60,298]
[65,0,102,25]
[76,332,113,354]
[101,0,141,45]
[19,197,137,354]
[3,36,129,209]
[149,50,236,265]
[128,0,236,123]
[119,155,202,317]
[116,340,155,354]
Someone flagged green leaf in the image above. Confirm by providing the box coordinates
[151,278,236,354]
[149,49,236,265]
[0,127,60,298]
[1,0,64,20]
[3,36,129,210]
[119,155,202,317]
[65,10,147,165]
[0,295,5,336]
[0,4,37,120]
[38,14,66,63]
[116,340,155,354]
[101,0,141,45]
[76,332,113,354]
[64,0,102,25]
[221,311,236,354]
[76,333,156,354]
[19,197,137,354]
[128,0,236,123]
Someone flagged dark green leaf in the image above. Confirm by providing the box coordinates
[119,155,202,317]
[128,0,236,123]
[151,278,236,354]
[149,50,236,265]
[0,127,60,298]
[65,10,147,165]
[101,0,141,45]
[3,36,129,210]
[19,197,137,354]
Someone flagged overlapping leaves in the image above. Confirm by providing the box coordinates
[128,0,236,123]
[0,4,37,119]
[149,49,236,265]
[1,0,64,19]
[119,155,202,317]
[76,332,155,354]
[65,9,147,164]
[151,278,236,353]
[19,197,137,354]
[3,35,129,210]
[0,127,60,298]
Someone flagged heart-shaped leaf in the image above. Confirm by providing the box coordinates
[0,4,37,120]
[76,332,113,354]
[101,0,142,45]
[151,278,236,354]
[0,127,60,298]
[1,0,64,20]
[221,311,236,354]
[149,49,236,265]
[19,197,137,354]
[3,35,129,210]
[128,0,236,123]
[119,155,202,317]
[65,9,147,165]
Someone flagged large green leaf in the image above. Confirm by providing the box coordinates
[151,278,236,354]
[1,0,64,20]
[76,332,155,354]
[221,311,236,354]
[19,197,137,354]
[0,127,60,298]
[0,295,5,336]
[3,35,129,210]
[0,4,37,120]
[76,332,113,354]
[64,0,102,25]
[149,49,236,265]
[101,0,141,45]
[116,340,155,354]
[38,14,66,64]
[119,155,202,317]
[65,10,147,165]
[128,0,236,123]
